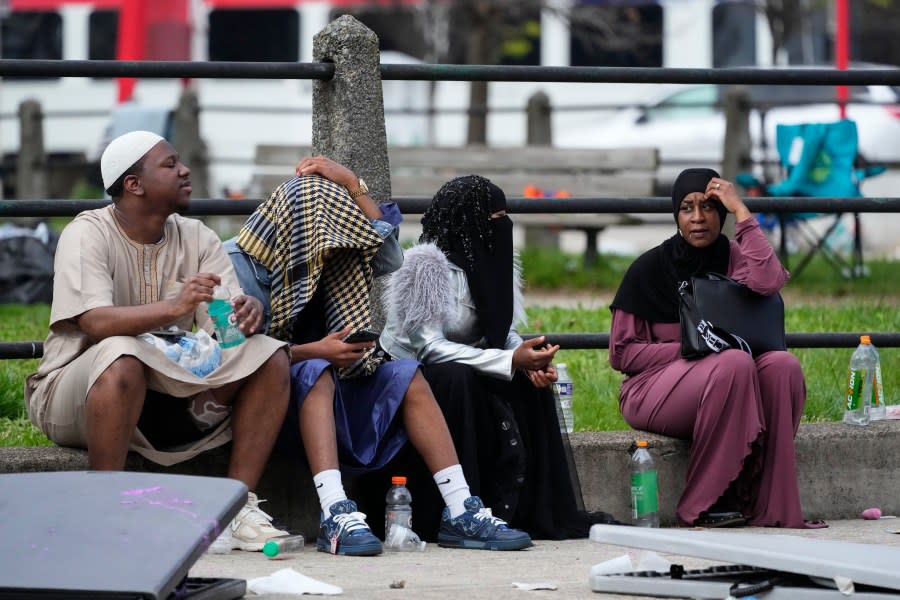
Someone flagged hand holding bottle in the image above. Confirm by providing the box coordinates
[207,286,245,348]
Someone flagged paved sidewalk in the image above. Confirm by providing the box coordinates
[190,519,900,599]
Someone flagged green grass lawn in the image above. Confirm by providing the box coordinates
[530,301,900,432]
[2,248,899,445]
[521,247,900,300]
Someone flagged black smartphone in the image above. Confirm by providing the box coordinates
[146,328,190,338]
[343,329,380,344]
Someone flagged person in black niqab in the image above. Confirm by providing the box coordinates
[420,175,514,349]
[366,174,622,541]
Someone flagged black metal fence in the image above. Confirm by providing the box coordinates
[4,197,900,218]
[3,59,900,359]
[5,60,900,85]
[6,61,900,182]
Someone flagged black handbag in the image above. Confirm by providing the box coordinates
[679,272,786,360]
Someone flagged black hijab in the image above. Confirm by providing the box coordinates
[610,168,730,323]
[420,175,514,348]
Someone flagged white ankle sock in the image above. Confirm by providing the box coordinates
[313,469,347,517]
[433,464,471,518]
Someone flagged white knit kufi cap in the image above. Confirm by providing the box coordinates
[100,130,165,190]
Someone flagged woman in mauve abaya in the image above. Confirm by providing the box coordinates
[608,168,825,529]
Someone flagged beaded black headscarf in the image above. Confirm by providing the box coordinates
[421,175,514,349]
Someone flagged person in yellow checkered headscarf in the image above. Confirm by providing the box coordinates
[227,156,532,556]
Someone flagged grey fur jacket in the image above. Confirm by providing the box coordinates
[380,242,526,380]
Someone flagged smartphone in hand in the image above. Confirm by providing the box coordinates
[343,329,380,344]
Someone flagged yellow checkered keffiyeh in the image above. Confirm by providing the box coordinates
[236,175,386,378]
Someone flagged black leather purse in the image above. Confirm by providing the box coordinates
[679,273,786,360]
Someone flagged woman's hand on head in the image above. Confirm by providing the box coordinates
[705,177,751,223]
[512,337,560,371]
[294,156,358,190]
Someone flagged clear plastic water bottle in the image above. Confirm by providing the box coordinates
[384,476,425,551]
[845,335,877,426]
[869,340,886,421]
[630,440,659,528]
[554,363,574,433]
[263,534,305,559]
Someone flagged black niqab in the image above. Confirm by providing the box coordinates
[421,175,514,348]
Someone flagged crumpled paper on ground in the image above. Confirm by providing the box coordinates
[248,568,343,596]
[511,581,558,590]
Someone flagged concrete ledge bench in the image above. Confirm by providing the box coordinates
[4,420,899,534]
[572,419,900,525]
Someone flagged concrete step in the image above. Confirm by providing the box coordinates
[573,420,900,525]
[2,420,896,534]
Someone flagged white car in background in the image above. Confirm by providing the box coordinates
[557,67,900,191]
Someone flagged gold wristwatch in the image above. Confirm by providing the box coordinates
[348,178,369,199]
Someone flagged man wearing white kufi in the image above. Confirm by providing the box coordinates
[25,131,292,552]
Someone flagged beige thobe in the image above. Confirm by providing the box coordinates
[25,206,286,465]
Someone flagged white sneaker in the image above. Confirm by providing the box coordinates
[230,492,289,551]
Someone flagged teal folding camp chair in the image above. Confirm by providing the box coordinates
[755,119,882,278]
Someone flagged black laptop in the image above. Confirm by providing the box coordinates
[0,471,247,599]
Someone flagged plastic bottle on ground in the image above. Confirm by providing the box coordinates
[555,363,575,434]
[630,440,659,528]
[263,534,305,559]
[844,335,877,426]
[384,476,425,552]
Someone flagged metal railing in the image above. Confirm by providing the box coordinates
[6,332,900,361]
[3,59,899,359]
[4,197,900,218]
[3,194,899,359]
[5,60,900,85]
[5,61,900,175]
[5,96,899,122]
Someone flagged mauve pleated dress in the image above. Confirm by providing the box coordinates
[609,219,809,528]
